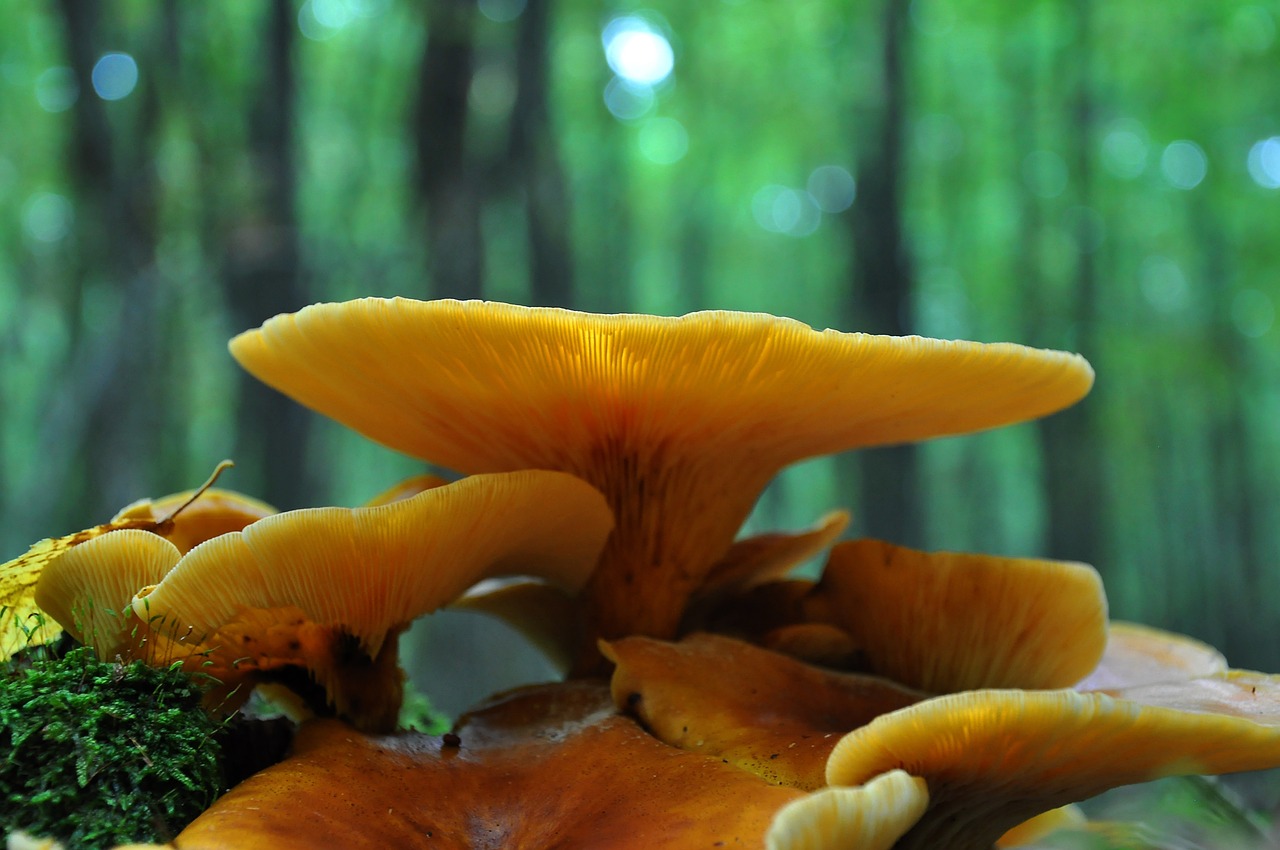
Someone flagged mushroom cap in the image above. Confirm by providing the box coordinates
[130,470,614,730]
[603,633,922,790]
[450,579,580,672]
[825,673,1280,849]
[764,770,929,850]
[170,682,805,849]
[33,530,182,659]
[1075,621,1228,692]
[697,510,851,600]
[801,539,1109,692]
[112,488,276,554]
[230,299,1094,472]
[230,299,1094,650]
[0,482,272,658]
[361,474,450,507]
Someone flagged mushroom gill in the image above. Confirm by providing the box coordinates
[229,298,1093,667]
[822,671,1280,849]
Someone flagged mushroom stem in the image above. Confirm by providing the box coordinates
[571,457,774,674]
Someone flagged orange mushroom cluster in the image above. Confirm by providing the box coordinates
[5,297,1280,850]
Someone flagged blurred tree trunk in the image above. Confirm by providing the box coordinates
[842,0,921,547]
[414,0,484,300]
[53,0,165,522]
[510,0,574,308]
[224,0,314,510]
[1036,0,1105,568]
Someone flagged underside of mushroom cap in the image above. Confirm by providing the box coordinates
[804,539,1109,692]
[129,470,614,730]
[826,675,1280,850]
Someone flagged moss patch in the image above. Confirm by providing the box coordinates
[1,646,223,847]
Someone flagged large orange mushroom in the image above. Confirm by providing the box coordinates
[168,681,807,850]
[229,298,1093,668]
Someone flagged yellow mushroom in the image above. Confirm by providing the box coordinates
[115,470,613,731]
[230,298,1093,668]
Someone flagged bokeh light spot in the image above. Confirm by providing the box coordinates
[637,117,688,164]
[806,165,856,213]
[1232,288,1275,338]
[603,17,674,86]
[91,53,138,101]
[1160,140,1207,190]
[35,67,78,113]
[1022,150,1069,198]
[479,0,526,22]
[752,185,821,237]
[1247,137,1280,189]
[1100,126,1148,179]
[1139,255,1190,314]
[603,77,655,121]
[22,192,74,243]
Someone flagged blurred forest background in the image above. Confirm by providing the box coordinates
[2,0,1280,715]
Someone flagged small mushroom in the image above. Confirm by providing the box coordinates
[806,539,1109,691]
[602,633,921,790]
[0,466,262,658]
[822,672,1280,849]
[1075,620,1228,691]
[764,770,928,850]
[230,298,1093,666]
[129,470,613,731]
[33,530,182,660]
[698,511,851,599]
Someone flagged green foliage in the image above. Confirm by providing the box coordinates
[0,646,223,848]
[398,682,451,735]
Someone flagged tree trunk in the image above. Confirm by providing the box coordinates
[1037,0,1105,568]
[224,0,313,510]
[510,0,574,308]
[843,0,921,548]
[414,0,484,300]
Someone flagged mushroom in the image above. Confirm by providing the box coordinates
[0,464,262,658]
[168,681,805,849]
[803,539,1109,691]
[697,538,1108,693]
[125,470,612,731]
[1075,620,1228,691]
[764,770,928,850]
[33,530,183,660]
[603,633,922,790]
[698,510,850,599]
[818,670,1280,849]
[229,298,1093,667]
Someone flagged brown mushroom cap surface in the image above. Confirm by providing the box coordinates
[171,681,804,850]
[130,470,614,730]
[230,298,1094,654]
[826,673,1280,850]
[604,633,922,789]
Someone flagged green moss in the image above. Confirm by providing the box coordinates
[1,646,223,848]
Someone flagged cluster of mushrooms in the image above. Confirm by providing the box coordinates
[6,298,1280,849]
